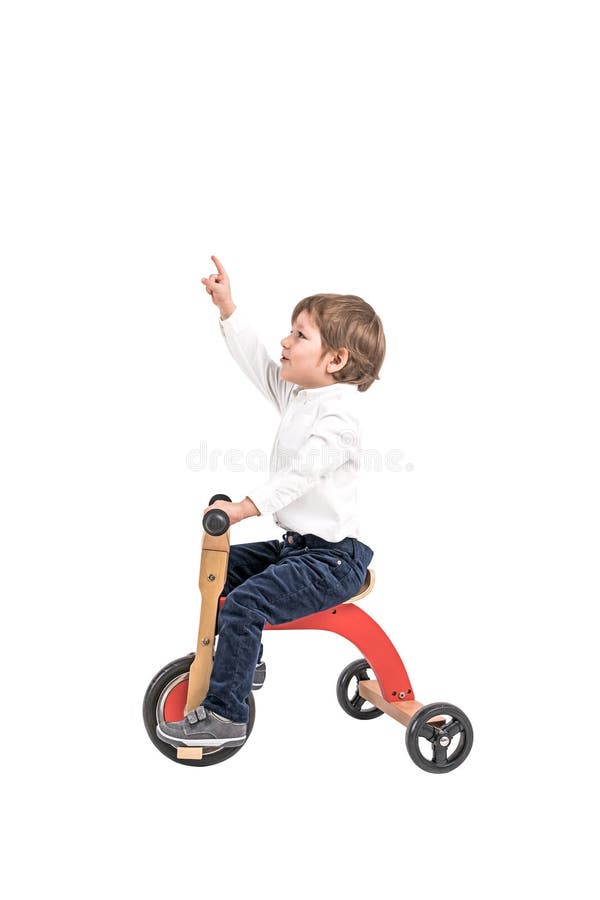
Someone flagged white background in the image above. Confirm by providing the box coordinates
[1,1,598,897]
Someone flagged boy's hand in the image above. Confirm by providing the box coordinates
[201,255,235,317]
[203,496,259,527]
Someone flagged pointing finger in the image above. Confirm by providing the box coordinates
[211,255,227,277]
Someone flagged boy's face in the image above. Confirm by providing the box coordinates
[279,311,347,389]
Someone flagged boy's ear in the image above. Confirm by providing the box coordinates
[327,348,349,371]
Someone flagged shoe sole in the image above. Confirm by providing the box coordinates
[156,723,246,749]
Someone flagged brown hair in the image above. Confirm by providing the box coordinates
[291,293,386,392]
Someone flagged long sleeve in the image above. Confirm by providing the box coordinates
[248,406,360,516]
[218,307,294,415]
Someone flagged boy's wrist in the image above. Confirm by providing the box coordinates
[241,496,260,518]
[219,301,236,321]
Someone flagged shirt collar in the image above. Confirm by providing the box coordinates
[292,382,358,400]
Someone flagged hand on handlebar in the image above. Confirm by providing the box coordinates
[203,497,259,527]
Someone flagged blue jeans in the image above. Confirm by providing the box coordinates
[203,530,374,723]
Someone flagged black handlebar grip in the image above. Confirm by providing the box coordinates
[203,508,230,536]
[209,493,232,505]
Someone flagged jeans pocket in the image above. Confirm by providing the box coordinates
[314,549,352,582]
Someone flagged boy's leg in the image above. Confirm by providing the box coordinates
[218,539,282,665]
[221,539,282,595]
[203,535,373,724]
[156,533,374,746]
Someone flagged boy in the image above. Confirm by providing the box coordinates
[157,255,386,749]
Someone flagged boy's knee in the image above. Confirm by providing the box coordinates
[221,587,266,624]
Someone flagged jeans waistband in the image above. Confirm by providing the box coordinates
[282,531,354,552]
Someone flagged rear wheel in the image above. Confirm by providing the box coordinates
[336,658,384,720]
[143,654,255,767]
[405,702,473,773]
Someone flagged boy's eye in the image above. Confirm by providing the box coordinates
[290,330,305,339]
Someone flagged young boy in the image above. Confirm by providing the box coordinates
[157,255,386,749]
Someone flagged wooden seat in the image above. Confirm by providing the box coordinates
[343,567,375,604]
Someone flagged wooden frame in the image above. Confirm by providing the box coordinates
[184,530,230,714]
[176,530,230,760]
[358,680,445,728]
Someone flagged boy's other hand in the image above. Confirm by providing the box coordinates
[203,497,259,527]
[201,255,235,318]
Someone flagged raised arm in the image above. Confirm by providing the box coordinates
[202,255,294,414]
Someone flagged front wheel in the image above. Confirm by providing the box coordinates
[405,702,473,773]
[143,654,255,767]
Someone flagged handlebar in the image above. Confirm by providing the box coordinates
[202,493,232,536]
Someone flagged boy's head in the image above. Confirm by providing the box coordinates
[279,294,385,392]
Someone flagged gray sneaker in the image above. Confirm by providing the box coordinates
[156,705,247,748]
[252,660,266,690]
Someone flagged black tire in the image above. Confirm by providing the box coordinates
[142,654,255,767]
[336,658,384,720]
[405,702,473,773]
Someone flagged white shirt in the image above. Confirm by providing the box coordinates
[219,307,365,542]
